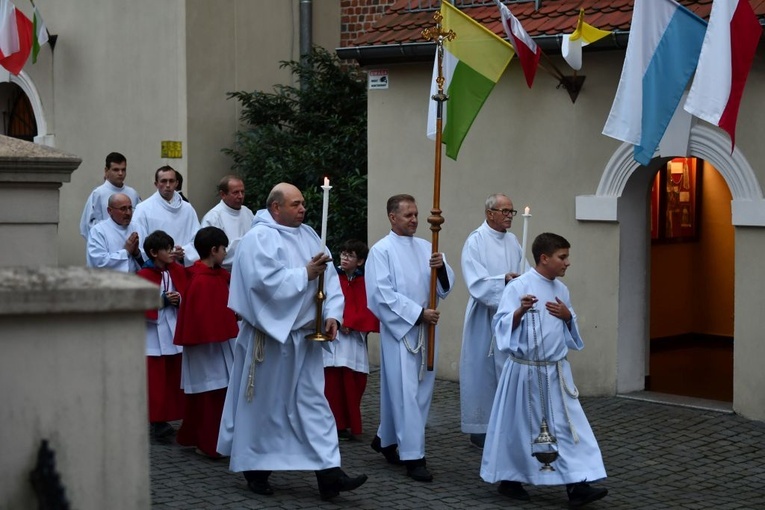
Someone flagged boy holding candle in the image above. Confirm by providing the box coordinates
[480,233,607,507]
[323,239,379,441]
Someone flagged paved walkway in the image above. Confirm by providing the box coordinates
[151,367,765,509]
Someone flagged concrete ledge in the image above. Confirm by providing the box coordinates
[0,266,160,315]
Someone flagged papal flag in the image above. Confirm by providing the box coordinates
[562,9,613,71]
[426,0,514,160]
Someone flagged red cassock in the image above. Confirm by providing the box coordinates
[173,261,239,346]
[137,262,188,423]
[324,272,380,436]
[174,261,239,457]
[339,273,379,333]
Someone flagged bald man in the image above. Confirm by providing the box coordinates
[86,192,143,272]
[217,183,367,501]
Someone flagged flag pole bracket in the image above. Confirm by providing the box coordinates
[558,75,585,103]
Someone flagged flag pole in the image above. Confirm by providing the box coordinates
[422,13,455,372]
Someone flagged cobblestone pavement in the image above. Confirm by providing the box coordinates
[151,367,765,509]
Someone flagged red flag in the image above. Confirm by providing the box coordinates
[0,8,32,75]
[684,0,763,150]
[497,1,541,88]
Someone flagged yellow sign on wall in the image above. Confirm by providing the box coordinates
[161,141,183,159]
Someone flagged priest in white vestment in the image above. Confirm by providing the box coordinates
[200,175,254,271]
[217,183,367,501]
[86,192,143,272]
[80,152,141,239]
[365,194,454,483]
[480,233,608,507]
[460,194,528,449]
[132,166,200,266]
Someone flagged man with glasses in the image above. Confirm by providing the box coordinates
[459,194,528,450]
[132,165,201,265]
[201,175,254,271]
[86,192,143,272]
[79,152,141,239]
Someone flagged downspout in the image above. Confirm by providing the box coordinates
[300,0,312,91]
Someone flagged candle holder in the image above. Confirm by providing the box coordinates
[305,272,331,341]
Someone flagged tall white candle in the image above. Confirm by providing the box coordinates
[320,177,332,251]
[520,206,531,273]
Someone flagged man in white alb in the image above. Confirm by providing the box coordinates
[217,182,367,501]
[460,193,527,449]
[131,165,200,265]
[365,194,454,483]
[86,192,144,272]
[79,152,141,239]
[200,175,254,270]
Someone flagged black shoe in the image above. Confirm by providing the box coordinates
[151,422,175,439]
[498,480,530,501]
[567,482,608,508]
[404,458,433,482]
[315,467,368,500]
[469,433,486,449]
[243,470,274,496]
[371,435,404,465]
[338,429,356,441]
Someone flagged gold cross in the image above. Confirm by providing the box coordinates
[422,12,456,95]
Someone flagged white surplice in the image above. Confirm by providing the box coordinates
[181,340,237,393]
[480,269,607,485]
[200,200,255,270]
[145,271,183,357]
[365,231,454,461]
[217,208,344,471]
[132,191,200,264]
[460,221,527,434]
[86,218,141,273]
[79,181,141,239]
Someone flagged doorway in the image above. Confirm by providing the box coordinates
[647,159,734,402]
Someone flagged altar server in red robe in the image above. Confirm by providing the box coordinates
[174,226,239,457]
[137,230,188,440]
[323,240,380,441]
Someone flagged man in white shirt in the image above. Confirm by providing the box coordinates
[460,194,527,450]
[86,192,143,272]
[131,165,200,265]
[201,175,254,270]
[80,152,141,239]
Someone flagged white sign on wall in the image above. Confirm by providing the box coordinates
[368,69,389,90]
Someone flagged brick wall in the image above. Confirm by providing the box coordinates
[340,0,398,47]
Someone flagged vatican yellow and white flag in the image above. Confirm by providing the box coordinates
[561,9,612,71]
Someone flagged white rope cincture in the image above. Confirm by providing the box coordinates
[403,324,426,381]
[245,329,266,403]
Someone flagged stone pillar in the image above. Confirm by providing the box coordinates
[0,267,158,509]
[0,135,81,267]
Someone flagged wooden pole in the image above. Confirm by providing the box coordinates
[422,14,454,371]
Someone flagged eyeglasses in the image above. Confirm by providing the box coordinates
[489,208,518,217]
[340,252,357,259]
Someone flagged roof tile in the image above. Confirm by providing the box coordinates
[346,0,765,48]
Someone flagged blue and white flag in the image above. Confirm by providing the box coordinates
[602,0,707,166]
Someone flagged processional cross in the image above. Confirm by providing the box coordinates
[421,14,455,371]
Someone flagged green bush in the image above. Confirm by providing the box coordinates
[224,47,368,257]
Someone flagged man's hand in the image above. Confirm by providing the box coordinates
[505,271,520,284]
[429,252,445,269]
[422,308,440,325]
[324,318,339,340]
[307,253,332,281]
[125,232,140,256]
[171,245,185,262]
